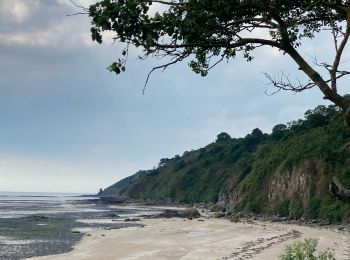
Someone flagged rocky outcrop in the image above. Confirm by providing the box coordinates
[217,174,242,208]
[155,208,200,219]
[217,160,330,214]
[268,160,328,203]
[330,176,350,200]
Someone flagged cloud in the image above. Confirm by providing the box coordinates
[0,0,39,24]
[0,0,95,49]
[0,19,93,48]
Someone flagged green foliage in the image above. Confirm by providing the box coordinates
[318,194,350,223]
[216,132,231,142]
[276,200,290,217]
[280,238,335,260]
[336,162,350,188]
[89,0,348,78]
[289,196,304,219]
[306,197,321,219]
[272,124,288,140]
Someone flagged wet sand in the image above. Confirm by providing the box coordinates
[31,217,350,260]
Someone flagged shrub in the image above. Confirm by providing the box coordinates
[280,238,335,260]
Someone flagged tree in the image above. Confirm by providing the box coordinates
[87,0,350,127]
[159,157,171,167]
[271,124,288,140]
[216,132,231,142]
[303,105,339,128]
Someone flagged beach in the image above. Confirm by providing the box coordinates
[31,217,350,260]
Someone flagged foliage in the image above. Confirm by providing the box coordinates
[88,0,347,75]
[216,132,231,142]
[272,124,288,140]
[280,238,336,260]
[289,196,304,219]
[276,199,290,217]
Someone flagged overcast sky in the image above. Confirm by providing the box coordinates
[0,0,349,193]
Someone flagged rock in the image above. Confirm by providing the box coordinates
[23,215,49,221]
[181,208,201,219]
[210,205,223,212]
[155,208,200,219]
[319,220,331,226]
[270,216,282,222]
[124,218,140,222]
[215,212,226,218]
[157,209,181,218]
[230,216,240,223]
[106,213,120,218]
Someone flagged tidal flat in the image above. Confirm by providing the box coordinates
[0,193,153,260]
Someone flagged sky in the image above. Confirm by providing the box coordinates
[0,0,349,193]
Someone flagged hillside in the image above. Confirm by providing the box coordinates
[101,105,350,223]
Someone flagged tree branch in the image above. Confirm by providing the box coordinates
[143,53,189,94]
[331,13,350,92]
[153,38,281,50]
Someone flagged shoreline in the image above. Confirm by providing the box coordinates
[30,215,350,260]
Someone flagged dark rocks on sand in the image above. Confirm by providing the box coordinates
[124,218,141,222]
[215,212,226,218]
[182,208,201,219]
[230,216,240,223]
[157,209,181,218]
[22,215,49,221]
[210,205,226,212]
[156,208,201,219]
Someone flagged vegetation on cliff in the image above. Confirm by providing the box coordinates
[101,105,350,223]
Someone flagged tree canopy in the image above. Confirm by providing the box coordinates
[87,0,350,126]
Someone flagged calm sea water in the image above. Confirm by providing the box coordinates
[0,192,158,260]
[0,192,99,219]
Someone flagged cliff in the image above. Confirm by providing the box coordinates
[100,105,350,223]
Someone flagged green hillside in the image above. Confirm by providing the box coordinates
[101,105,350,223]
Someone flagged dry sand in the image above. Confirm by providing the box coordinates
[31,218,350,260]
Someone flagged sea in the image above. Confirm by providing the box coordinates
[0,192,162,260]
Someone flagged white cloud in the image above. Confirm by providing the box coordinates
[0,19,93,48]
[0,0,39,23]
[0,0,97,49]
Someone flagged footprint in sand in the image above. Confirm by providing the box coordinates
[221,230,301,260]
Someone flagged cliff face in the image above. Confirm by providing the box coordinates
[267,160,328,203]
[101,105,350,223]
[217,160,331,218]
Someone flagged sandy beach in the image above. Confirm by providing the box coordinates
[31,217,350,260]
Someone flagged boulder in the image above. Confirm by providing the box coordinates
[157,209,181,218]
[181,208,201,219]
